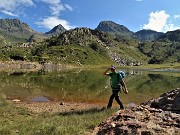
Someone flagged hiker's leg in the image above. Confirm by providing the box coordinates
[107,92,116,108]
[114,92,124,109]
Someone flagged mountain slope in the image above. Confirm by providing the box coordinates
[30,27,149,65]
[158,30,180,42]
[138,30,180,64]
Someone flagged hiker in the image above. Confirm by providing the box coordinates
[103,65,128,109]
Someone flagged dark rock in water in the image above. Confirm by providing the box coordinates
[30,96,50,102]
[142,88,180,113]
[92,88,180,135]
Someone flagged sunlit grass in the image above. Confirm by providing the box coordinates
[0,102,117,135]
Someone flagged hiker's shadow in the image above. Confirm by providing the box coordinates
[57,107,106,116]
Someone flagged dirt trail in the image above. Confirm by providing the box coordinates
[10,100,105,113]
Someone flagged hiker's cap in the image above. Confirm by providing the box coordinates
[111,65,116,70]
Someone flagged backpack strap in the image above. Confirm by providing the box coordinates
[117,72,120,83]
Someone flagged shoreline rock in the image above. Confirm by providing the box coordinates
[92,88,180,135]
[0,60,78,71]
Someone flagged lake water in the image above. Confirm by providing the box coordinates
[0,68,180,107]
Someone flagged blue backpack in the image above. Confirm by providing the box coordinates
[118,71,125,79]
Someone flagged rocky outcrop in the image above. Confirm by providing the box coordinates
[142,88,180,113]
[92,88,180,135]
[0,61,42,70]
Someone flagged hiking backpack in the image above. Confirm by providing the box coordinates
[118,71,125,79]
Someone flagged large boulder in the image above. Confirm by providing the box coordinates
[142,88,180,113]
[92,88,180,135]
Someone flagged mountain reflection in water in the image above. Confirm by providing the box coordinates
[0,68,180,106]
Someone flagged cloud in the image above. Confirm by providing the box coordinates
[163,24,180,32]
[40,0,73,16]
[37,0,74,30]
[0,0,34,16]
[0,10,18,17]
[64,4,73,11]
[35,16,76,30]
[174,15,180,20]
[142,10,169,32]
[135,0,143,1]
[142,10,180,32]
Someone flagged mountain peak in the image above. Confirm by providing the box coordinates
[45,24,66,35]
[0,19,35,33]
[0,18,40,43]
[96,21,131,33]
[95,21,133,38]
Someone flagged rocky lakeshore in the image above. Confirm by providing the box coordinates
[0,60,76,71]
[92,88,180,135]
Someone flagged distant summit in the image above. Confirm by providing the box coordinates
[0,18,40,43]
[96,21,133,38]
[45,24,66,36]
[0,18,35,33]
[134,29,163,41]
[96,21,131,33]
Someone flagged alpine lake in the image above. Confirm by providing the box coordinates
[1,67,180,107]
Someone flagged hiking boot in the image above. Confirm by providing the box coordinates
[119,107,124,110]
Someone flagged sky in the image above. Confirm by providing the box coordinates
[0,0,180,33]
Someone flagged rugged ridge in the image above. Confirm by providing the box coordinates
[44,27,148,65]
[95,21,163,42]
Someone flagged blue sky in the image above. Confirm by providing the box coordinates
[0,0,180,33]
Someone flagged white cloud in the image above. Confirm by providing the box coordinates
[142,10,169,32]
[35,16,75,30]
[0,0,34,11]
[135,0,143,1]
[40,0,73,16]
[0,10,18,17]
[0,0,34,16]
[142,10,180,32]
[163,24,180,32]
[64,4,73,11]
[37,0,74,30]
[174,15,180,20]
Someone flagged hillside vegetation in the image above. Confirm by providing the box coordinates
[138,30,180,64]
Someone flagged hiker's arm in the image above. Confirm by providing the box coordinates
[120,79,128,94]
[103,68,110,75]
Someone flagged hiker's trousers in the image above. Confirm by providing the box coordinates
[107,90,124,109]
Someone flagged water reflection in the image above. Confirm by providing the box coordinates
[0,69,180,106]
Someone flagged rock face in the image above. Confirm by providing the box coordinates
[92,88,180,135]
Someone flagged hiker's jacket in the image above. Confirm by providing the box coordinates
[108,72,122,90]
